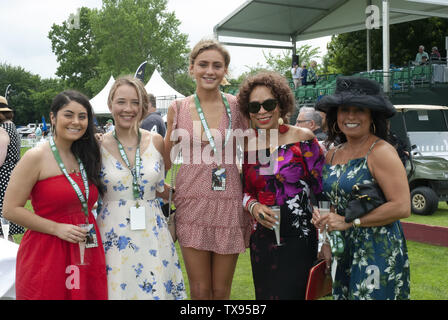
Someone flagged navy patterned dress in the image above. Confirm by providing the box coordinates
[322,141,410,300]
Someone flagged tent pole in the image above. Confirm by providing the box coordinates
[366,0,372,71]
[382,0,390,94]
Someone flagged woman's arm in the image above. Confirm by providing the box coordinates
[322,141,410,231]
[163,102,177,171]
[153,133,171,200]
[3,148,86,243]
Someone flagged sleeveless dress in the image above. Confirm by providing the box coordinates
[0,122,24,236]
[322,140,410,300]
[242,138,325,299]
[97,139,186,300]
[15,174,108,300]
[171,94,251,254]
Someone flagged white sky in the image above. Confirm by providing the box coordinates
[0,0,330,80]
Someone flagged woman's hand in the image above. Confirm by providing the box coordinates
[317,212,351,232]
[318,243,332,273]
[53,223,87,244]
[251,203,279,230]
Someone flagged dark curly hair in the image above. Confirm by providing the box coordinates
[51,90,104,196]
[325,107,388,145]
[237,71,294,122]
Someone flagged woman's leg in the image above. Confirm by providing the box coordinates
[211,252,239,300]
[181,246,213,300]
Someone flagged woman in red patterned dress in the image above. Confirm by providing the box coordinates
[3,90,107,299]
[238,72,325,299]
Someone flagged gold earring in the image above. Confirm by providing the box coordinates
[371,123,376,134]
[278,118,284,126]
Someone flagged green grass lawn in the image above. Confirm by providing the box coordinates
[13,148,448,299]
[403,202,448,227]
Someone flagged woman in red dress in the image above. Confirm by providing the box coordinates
[3,90,107,300]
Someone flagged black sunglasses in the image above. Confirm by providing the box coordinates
[248,99,278,114]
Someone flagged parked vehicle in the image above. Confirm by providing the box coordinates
[391,105,448,215]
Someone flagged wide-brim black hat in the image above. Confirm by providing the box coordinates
[315,76,396,118]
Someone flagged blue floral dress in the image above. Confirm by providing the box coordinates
[322,141,410,300]
[97,140,186,300]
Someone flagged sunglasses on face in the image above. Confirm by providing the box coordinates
[248,99,278,113]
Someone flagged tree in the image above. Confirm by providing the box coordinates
[263,45,321,78]
[89,0,189,91]
[0,63,64,125]
[48,7,99,97]
[324,17,448,75]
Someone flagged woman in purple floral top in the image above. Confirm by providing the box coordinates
[238,72,325,300]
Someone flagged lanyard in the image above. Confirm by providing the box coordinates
[194,92,232,161]
[113,129,142,201]
[49,137,89,222]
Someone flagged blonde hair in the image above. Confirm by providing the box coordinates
[107,76,149,129]
[189,38,231,68]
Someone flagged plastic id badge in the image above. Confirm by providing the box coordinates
[130,206,146,230]
[212,167,226,191]
[85,224,99,248]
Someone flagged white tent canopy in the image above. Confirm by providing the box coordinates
[90,70,185,116]
[145,69,185,115]
[90,75,115,115]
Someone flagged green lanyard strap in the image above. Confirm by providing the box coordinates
[49,137,89,221]
[194,92,233,161]
[113,129,142,201]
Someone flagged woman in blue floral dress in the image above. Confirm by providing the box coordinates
[238,72,325,299]
[97,76,186,300]
[313,76,411,300]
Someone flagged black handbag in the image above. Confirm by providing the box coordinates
[344,183,386,223]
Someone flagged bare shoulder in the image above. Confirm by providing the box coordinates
[149,131,164,154]
[369,139,398,160]
[288,125,315,141]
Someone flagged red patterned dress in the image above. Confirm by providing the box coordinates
[242,138,324,299]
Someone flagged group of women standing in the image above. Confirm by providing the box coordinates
[3,38,410,300]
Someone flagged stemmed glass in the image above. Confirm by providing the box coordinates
[270,206,283,246]
[77,224,91,265]
[318,201,331,246]
[1,217,10,241]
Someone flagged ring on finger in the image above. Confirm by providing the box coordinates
[259,212,265,220]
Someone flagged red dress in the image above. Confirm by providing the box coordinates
[15,174,108,300]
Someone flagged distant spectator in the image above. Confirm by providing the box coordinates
[295,107,327,142]
[420,55,429,65]
[307,60,318,87]
[301,62,308,86]
[105,119,114,132]
[140,93,166,137]
[35,125,42,140]
[430,46,441,61]
[415,45,429,65]
[291,62,302,89]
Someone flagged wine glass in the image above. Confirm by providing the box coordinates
[269,206,283,246]
[1,217,10,241]
[77,224,91,265]
[318,201,331,243]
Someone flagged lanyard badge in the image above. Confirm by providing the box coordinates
[113,129,143,202]
[49,137,89,223]
[194,92,232,191]
[113,130,146,230]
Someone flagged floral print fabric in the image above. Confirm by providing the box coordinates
[322,157,410,300]
[97,141,186,300]
[243,138,325,299]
